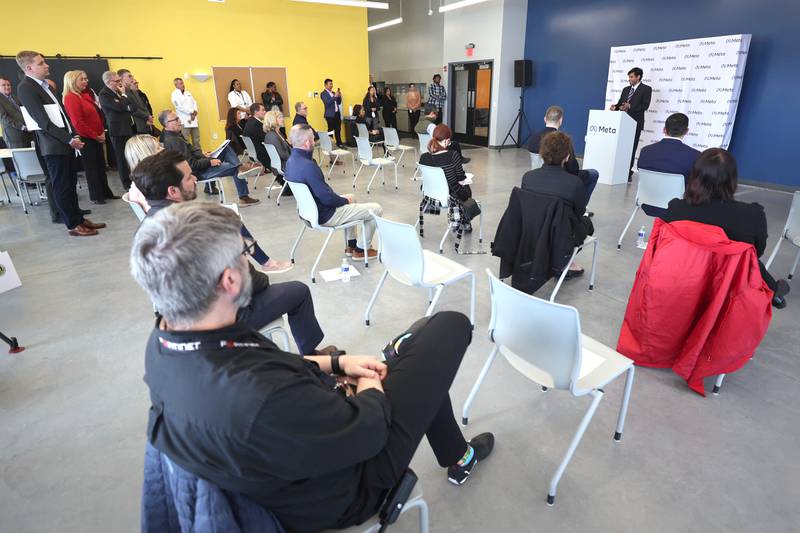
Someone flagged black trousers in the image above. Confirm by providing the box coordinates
[343,311,471,526]
[31,141,61,221]
[408,110,420,135]
[80,138,114,201]
[759,261,778,292]
[382,112,397,129]
[435,108,443,125]
[237,281,325,355]
[43,154,83,229]
[629,125,643,178]
[110,135,132,189]
[326,116,343,146]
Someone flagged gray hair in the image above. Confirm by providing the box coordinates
[290,124,314,147]
[130,202,249,326]
[101,70,116,84]
[544,105,564,124]
[157,109,172,127]
[294,101,305,112]
[124,134,162,172]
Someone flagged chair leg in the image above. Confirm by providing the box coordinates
[408,496,430,533]
[550,247,580,302]
[547,389,604,505]
[266,174,279,199]
[789,247,800,280]
[588,239,599,291]
[765,234,784,270]
[350,154,356,176]
[468,271,476,328]
[310,230,335,283]
[462,346,499,425]
[477,201,484,243]
[18,180,29,215]
[425,285,445,316]
[617,205,640,249]
[289,224,306,264]
[218,178,226,204]
[364,270,389,326]
[439,223,450,254]
[366,166,381,194]
[614,366,635,441]
[353,163,364,189]
[713,373,725,395]
[326,153,339,179]
[276,181,287,206]
[393,163,398,190]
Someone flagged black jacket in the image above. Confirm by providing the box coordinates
[292,113,318,140]
[614,83,652,129]
[492,187,589,295]
[521,164,589,219]
[16,75,76,156]
[243,117,269,167]
[161,130,211,173]
[527,127,581,175]
[0,92,33,147]
[261,91,284,112]
[98,85,135,137]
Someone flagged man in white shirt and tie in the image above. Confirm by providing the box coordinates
[171,77,201,151]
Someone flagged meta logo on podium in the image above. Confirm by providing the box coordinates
[588,125,617,134]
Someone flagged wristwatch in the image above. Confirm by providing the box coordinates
[330,352,346,376]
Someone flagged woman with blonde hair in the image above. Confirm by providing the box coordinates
[124,134,162,212]
[263,110,292,169]
[62,70,117,204]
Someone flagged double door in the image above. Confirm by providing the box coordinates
[450,61,493,146]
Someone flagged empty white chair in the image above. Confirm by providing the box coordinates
[259,315,290,351]
[765,190,800,280]
[10,148,47,214]
[462,270,635,505]
[356,122,383,150]
[365,215,475,327]
[549,236,599,302]
[264,142,290,205]
[122,192,146,222]
[328,483,429,533]
[412,133,431,180]
[239,135,267,189]
[382,127,416,167]
[353,137,398,193]
[417,164,483,254]
[617,170,685,248]
[287,181,370,283]
[530,152,544,170]
[318,131,355,178]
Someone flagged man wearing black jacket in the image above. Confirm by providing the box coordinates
[99,70,135,189]
[610,67,652,181]
[131,200,494,532]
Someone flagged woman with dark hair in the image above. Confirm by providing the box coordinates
[362,86,381,131]
[353,104,384,144]
[261,81,284,113]
[661,148,789,308]
[225,107,262,173]
[227,79,253,112]
[381,87,398,129]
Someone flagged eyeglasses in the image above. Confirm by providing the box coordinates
[167,117,181,123]
[242,239,258,258]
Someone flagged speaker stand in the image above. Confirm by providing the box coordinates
[498,92,532,152]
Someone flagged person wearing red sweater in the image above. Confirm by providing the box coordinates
[63,70,118,204]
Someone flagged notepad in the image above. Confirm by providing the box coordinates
[208,139,231,159]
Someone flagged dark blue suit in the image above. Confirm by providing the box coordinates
[637,138,701,186]
[320,89,343,146]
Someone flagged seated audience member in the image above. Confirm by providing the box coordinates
[415,103,471,164]
[243,103,271,167]
[521,131,594,276]
[131,201,494,531]
[227,79,252,112]
[292,101,319,140]
[528,105,598,203]
[261,81,284,112]
[124,134,162,211]
[353,104,385,144]
[637,112,701,185]
[159,109,260,206]
[263,110,291,169]
[661,148,790,308]
[224,107,247,158]
[285,124,383,259]
[419,124,477,233]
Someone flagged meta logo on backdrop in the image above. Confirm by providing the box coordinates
[708,133,724,139]
[712,111,728,116]
[588,125,617,134]
[651,67,664,72]
[717,87,733,93]
[696,144,709,149]
[695,65,711,70]
[675,43,691,48]
[700,99,717,104]
[661,55,677,61]
[733,75,744,79]
[682,77,696,82]
[697,121,713,127]
[708,52,727,57]
[677,98,692,104]
[722,121,733,127]
[726,37,742,43]
[612,69,624,74]
[684,54,700,59]
[736,50,748,55]
[688,110,703,115]
[699,40,716,46]
[691,88,707,93]
[705,76,721,81]
[614,49,626,54]
[669,88,683,93]
[688,132,700,137]
[644,129,655,134]
[658,78,672,82]
[623,58,635,63]
[633,47,647,52]
[653,119,665,125]
[656,99,670,104]
[727,99,739,104]
[672,66,687,71]
[666,109,680,114]
[721,63,738,69]
[641,57,655,62]
[610,60,617,64]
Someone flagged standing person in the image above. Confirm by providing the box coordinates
[15,50,105,236]
[428,74,447,125]
[321,78,344,148]
[134,79,158,136]
[118,69,153,134]
[170,77,201,150]
[261,81,284,113]
[62,70,117,204]
[610,67,652,181]
[227,79,252,112]
[381,87,398,129]
[406,83,421,135]
[362,86,381,131]
[0,77,33,148]
[99,70,135,189]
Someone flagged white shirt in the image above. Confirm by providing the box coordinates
[227,90,252,109]
[171,88,199,128]
[426,122,436,136]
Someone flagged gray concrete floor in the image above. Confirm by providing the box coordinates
[1,148,798,533]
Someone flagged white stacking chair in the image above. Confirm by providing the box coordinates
[122,192,146,222]
[287,181,370,283]
[417,164,483,254]
[328,483,429,533]
[319,131,355,178]
[382,127,416,167]
[356,122,384,150]
[462,270,635,505]
[353,137,398,194]
[264,142,290,205]
[10,148,47,215]
[412,133,432,180]
[617,169,685,249]
[765,190,800,280]
[530,152,544,170]
[259,315,290,352]
[239,135,268,189]
[364,215,475,327]
[549,236,599,302]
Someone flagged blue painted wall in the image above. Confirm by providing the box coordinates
[522,0,800,187]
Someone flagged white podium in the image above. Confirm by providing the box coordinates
[582,110,636,185]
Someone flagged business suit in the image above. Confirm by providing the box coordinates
[0,92,33,148]
[637,137,701,186]
[292,114,318,140]
[99,85,135,188]
[614,83,652,177]
[320,89,343,147]
[243,117,269,168]
[126,89,152,134]
[16,75,84,229]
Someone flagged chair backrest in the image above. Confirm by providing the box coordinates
[419,164,450,207]
[486,269,584,393]
[122,192,146,222]
[355,137,374,163]
[356,122,369,139]
[240,135,258,161]
[318,131,334,152]
[418,133,431,156]
[784,191,800,242]
[10,148,45,180]
[373,215,425,286]
[263,142,283,175]
[636,169,685,209]
[383,127,401,148]
[284,180,321,228]
[530,152,544,170]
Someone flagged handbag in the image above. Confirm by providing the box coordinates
[460,198,481,222]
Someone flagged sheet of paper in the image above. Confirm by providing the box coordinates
[0,251,22,295]
[318,265,362,283]
[208,139,231,159]
[21,104,64,131]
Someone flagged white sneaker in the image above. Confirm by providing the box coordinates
[261,259,294,274]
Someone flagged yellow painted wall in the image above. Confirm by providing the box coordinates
[3,0,370,149]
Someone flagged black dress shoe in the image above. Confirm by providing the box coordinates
[91,199,106,205]
[564,268,585,280]
[461,156,471,164]
[52,218,63,224]
[107,195,122,200]
[586,211,595,218]
[80,208,92,215]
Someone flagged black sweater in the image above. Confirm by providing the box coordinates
[419,150,472,202]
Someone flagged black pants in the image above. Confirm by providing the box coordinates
[408,110,420,135]
[341,311,472,526]
[435,108,443,125]
[237,281,325,355]
[43,154,83,229]
[629,125,642,178]
[759,261,778,292]
[383,112,397,129]
[326,116,343,146]
[31,141,61,221]
[81,138,114,201]
[110,135,132,189]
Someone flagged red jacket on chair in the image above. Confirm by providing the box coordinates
[617,219,773,395]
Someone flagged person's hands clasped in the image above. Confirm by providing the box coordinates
[210,158,222,167]
[340,355,387,381]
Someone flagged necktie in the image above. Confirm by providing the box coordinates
[626,87,635,103]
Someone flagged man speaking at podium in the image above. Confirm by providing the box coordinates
[610,67,651,181]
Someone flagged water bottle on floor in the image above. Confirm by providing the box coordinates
[636,225,647,249]
[341,257,351,283]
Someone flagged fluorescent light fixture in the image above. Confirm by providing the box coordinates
[190,73,212,82]
[293,0,389,9]
[439,0,489,13]
[368,17,403,31]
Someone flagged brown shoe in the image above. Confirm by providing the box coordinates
[239,195,261,207]
[82,218,106,230]
[314,345,345,356]
[352,248,378,259]
[68,224,98,237]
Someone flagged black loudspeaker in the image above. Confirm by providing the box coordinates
[514,59,533,88]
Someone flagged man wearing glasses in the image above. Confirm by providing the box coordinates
[132,149,335,355]
[99,70,135,190]
[292,101,319,140]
